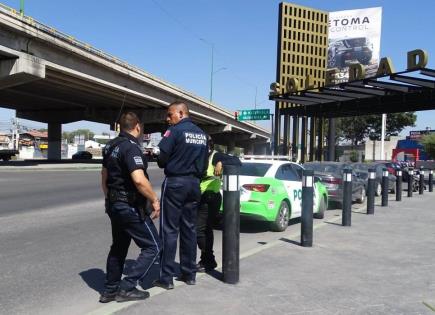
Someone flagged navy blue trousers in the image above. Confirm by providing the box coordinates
[159,176,200,284]
[105,201,160,292]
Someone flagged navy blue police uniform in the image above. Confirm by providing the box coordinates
[157,117,207,286]
[102,131,160,294]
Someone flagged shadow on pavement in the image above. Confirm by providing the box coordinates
[79,268,106,294]
[324,221,342,226]
[279,237,300,246]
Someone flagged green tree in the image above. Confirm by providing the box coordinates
[62,129,95,143]
[421,134,435,159]
[337,112,416,145]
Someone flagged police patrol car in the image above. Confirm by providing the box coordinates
[237,156,328,232]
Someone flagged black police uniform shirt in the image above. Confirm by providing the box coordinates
[103,131,148,192]
[158,117,207,177]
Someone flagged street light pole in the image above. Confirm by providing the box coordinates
[210,43,214,102]
[20,0,24,16]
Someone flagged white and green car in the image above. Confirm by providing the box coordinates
[236,159,328,232]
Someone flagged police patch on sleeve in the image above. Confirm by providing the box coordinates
[133,156,144,165]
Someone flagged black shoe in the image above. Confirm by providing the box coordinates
[115,288,150,302]
[177,275,196,285]
[196,260,218,273]
[152,279,174,290]
[99,290,117,303]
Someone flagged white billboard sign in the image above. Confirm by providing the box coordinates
[328,7,382,81]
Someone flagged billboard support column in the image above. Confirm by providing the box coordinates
[327,118,336,161]
[317,117,324,161]
[309,117,316,161]
[292,115,299,161]
[301,117,307,163]
[283,114,290,157]
[273,102,280,155]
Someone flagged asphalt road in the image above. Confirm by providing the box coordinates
[0,165,163,216]
[0,167,348,315]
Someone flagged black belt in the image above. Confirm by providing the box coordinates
[108,189,137,205]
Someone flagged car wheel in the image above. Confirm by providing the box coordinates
[375,183,382,196]
[356,187,365,204]
[271,201,290,232]
[313,196,326,219]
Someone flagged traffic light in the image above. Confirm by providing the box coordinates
[234,111,238,121]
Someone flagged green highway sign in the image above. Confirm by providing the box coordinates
[236,109,270,121]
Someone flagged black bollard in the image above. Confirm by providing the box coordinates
[222,164,240,284]
[419,168,425,195]
[301,169,314,247]
[367,168,376,215]
[342,168,352,226]
[429,170,433,192]
[381,168,389,207]
[396,169,402,201]
[407,169,414,197]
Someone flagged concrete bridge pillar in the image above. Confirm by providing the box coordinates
[227,139,236,155]
[243,142,255,155]
[48,122,62,160]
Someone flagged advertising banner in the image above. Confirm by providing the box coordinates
[328,7,382,81]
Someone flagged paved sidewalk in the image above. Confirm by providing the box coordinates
[91,192,435,315]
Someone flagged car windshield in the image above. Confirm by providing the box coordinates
[344,37,367,47]
[304,163,342,174]
[356,172,368,180]
[240,163,271,177]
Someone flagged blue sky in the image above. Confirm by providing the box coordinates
[0,0,434,134]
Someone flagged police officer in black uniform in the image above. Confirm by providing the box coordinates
[100,112,161,303]
[153,101,208,289]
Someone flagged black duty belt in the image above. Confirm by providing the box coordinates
[108,189,137,205]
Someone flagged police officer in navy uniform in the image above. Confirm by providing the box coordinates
[100,112,161,303]
[153,101,208,289]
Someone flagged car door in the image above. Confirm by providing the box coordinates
[292,163,319,212]
[275,164,302,218]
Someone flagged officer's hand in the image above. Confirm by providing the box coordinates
[214,161,223,176]
[150,199,160,219]
[104,198,109,213]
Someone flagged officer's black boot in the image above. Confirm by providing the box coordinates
[115,287,150,302]
[99,290,118,303]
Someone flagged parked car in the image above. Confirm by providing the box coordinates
[303,162,366,208]
[328,37,373,68]
[352,163,397,196]
[234,159,329,232]
[72,151,93,160]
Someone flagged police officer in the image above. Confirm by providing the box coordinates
[197,136,241,272]
[100,112,161,303]
[153,101,208,289]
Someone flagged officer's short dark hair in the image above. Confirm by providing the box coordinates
[168,101,189,115]
[119,112,141,131]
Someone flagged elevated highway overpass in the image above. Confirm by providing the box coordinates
[0,5,270,159]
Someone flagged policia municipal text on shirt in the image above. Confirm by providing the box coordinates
[100,112,161,303]
[153,101,208,290]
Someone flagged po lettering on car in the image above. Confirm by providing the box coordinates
[293,189,302,200]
